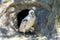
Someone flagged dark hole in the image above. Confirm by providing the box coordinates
[17,9,36,35]
[17,9,30,28]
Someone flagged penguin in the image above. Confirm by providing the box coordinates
[19,9,36,33]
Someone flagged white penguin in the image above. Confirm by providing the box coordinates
[19,10,36,33]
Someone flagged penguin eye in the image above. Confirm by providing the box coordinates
[31,12,33,15]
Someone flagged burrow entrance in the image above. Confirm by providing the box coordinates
[17,9,30,28]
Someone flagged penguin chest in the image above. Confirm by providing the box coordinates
[19,16,35,33]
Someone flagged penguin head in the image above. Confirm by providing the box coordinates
[29,10,35,17]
